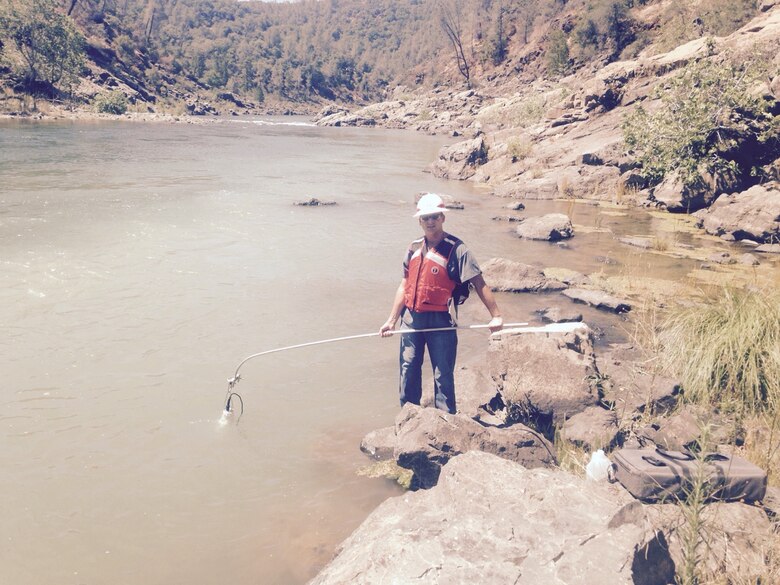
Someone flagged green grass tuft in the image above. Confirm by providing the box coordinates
[660,288,780,414]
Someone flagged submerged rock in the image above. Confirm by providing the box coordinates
[293,197,337,206]
[515,213,574,241]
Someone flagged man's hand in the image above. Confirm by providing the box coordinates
[379,318,397,337]
[487,315,503,333]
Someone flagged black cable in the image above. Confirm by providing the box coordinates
[225,392,244,424]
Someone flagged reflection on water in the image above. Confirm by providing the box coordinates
[1,118,775,585]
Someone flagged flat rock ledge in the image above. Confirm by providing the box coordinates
[308,451,673,585]
[563,288,632,313]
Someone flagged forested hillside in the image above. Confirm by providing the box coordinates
[0,0,764,115]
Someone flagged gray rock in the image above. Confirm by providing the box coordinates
[537,306,584,323]
[619,236,654,249]
[481,257,567,292]
[699,182,780,243]
[563,288,632,313]
[646,502,774,583]
[294,197,337,206]
[429,136,488,180]
[542,267,591,286]
[638,405,731,451]
[578,152,604,165]
[360,426,396,461]
[619,170,647,190]
[453,363,502,420]
[761,485,780,518]
[393,404,556,490]
[561,406,620,451]
[650,167,742,212]
[309,451,671,585]
[516,213,574,241]
[488,326,599,427]
[756,243,780,253]
[505,201,526,211]
[739,253,761,266]
[597,347,680,418]
[707,251,736,264]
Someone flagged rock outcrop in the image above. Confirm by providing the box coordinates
[487,326,599,427]
[309,451,673,585]
[393,404,556,490]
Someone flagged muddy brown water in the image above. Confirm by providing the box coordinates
[1,117,775,584]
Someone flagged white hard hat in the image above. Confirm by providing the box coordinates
[413,193,447,217]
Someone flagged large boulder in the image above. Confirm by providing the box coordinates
[487,326,599,427]
[393,404,556,490]
[481,257,567,292]
[696,182,780,243]
[651,168,747,213]
[515,213,574,241]
[309,451,674,585]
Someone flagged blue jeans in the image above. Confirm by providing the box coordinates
[399,310,458,414]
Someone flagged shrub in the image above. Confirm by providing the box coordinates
[622,56,778,189]
[507,136,532,162]
[94,90,128,114]
[659,288,780,414]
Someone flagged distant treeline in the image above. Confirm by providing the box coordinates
[0,0,762,106]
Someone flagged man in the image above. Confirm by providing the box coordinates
[379,193,503,414]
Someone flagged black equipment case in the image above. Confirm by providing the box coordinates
[611,447,767,503]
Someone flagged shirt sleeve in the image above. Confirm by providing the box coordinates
[402,247,412,279]
[450,242,481,284]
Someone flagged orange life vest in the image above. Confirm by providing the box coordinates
[403,235,461,312]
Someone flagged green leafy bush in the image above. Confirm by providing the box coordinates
[622,56,778,189]
[94,90,128,114]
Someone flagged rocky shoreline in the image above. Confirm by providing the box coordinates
[305,6,780,584]
[309,324,777,584]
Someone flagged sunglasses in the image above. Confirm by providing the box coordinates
[420,213,443,221]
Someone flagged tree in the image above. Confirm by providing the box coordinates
[438,0,471,88]
[0,0,85,94]
[545,29,569,77]
[487,4,507,65]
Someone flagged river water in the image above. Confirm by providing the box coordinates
[1,117,769,584]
